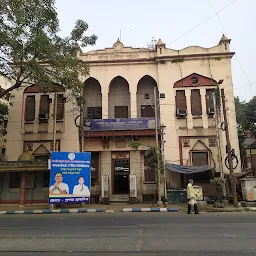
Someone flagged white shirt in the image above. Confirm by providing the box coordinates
[49,183,69,194]
[73,184,90,196]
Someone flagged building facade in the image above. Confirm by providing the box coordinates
[2,35,241,205]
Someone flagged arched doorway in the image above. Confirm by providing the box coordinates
[137,75,158,118]
[108,76,130,119]
[84,78,102,119]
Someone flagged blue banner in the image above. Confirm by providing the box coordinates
[88,118,156,131]
[49,152,91,204]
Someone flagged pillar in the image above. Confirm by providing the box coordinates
[101,87,109,119]
[185,90,193,129]
[130,87,137,118]
[19,172,26,207]
[200,88,208,128]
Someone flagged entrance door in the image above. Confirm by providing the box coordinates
[113,158,130,194]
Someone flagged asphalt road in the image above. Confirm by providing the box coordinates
[0,212,256,256]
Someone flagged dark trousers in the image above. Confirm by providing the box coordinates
[187,200,199,214]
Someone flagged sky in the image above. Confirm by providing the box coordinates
[55,0,255,102]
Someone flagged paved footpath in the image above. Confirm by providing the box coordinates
[0,203,256,214]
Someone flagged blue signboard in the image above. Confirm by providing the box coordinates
[49,152,91,204]
[88,118,156,131]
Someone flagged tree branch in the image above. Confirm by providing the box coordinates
[0,81,21,98]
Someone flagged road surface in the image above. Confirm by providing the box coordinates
[0,212,256,255]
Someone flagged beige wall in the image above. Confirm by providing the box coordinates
[5,36,240,196]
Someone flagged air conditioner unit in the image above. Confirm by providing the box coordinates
[207,107,215,115]
[38,113,49,120]
[176,109,187,116]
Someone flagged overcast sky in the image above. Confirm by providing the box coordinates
[55,0,254,102]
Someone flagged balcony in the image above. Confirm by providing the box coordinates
[82,117,158,138]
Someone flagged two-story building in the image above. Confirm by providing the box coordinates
[1,35,241,205]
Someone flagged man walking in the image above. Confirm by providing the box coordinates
[187,179,199,214]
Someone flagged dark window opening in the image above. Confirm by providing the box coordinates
[39,95,50,121]
[114,106,128,118]
[191,89,202,116]
[9,172,21,188]
[206,89,215,114]
[25,96,35,121]
[35,155,49,162]
[191,76,199,85]
[141,105,155,117]
[57,94,64,120]
[176,90,187,110]
[87,107,102,119]
[42,171,50,187]
[192,151,208,166]
[191,151,211,182]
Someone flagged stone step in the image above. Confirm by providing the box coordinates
[110,195,130,203]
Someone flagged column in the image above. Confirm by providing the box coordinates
[130,87,137,118]
[19,172,26,207]
[33,94,40,133]
[101,87,109,119]
[200,88,208,128]
[185,90,193,129]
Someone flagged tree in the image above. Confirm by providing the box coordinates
[0,0,97,99]
[235,96,256,144]
[235,96,247,144]
[0,101,8,137]
[144,146,164,176]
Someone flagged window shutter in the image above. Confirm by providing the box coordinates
[141,105,155,117]
[176,90,187,110]
[114,106,128,118]
[25,96,35,121]
[192,152,208,166]
[191,89,202,116]
[206,89,215,109]
[57,94,64,120]
[39,95,50,115]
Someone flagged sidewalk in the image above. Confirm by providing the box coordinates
[0,203,255,214]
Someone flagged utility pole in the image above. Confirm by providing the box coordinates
[221,89,238,206]
[160,124,167,200]
[154,87,162,206]
[213,90,226,198]
[80,99,84,153]
[52,92,57,151]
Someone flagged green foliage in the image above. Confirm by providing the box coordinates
[171,58,184,63]
[0,102,8,137]
[210,177,226,203]
[159,60,166,64]
[144,146,164,174]
[0,102,8,116]
[235,96,256,144]
[0,0,97,98]
[129,140,144,150]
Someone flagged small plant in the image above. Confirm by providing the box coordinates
[210,177,226,206]
[171,58,184,63]
[159,60,166,64]
[129,140,144,150]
